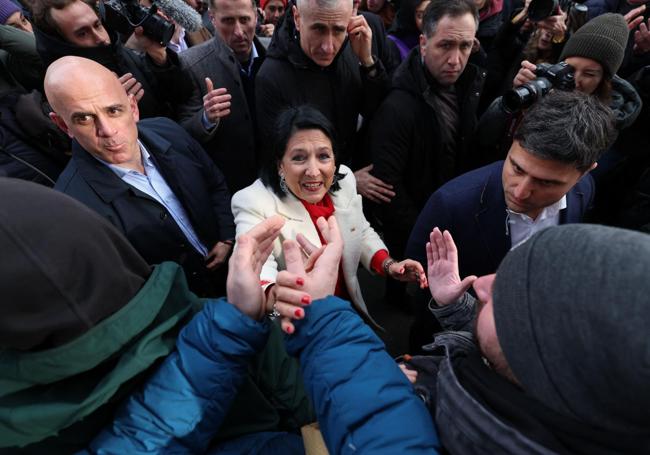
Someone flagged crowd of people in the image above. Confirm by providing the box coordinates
[0,0,649,452]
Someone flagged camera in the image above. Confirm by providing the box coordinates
[99,0,175,46]
[502,62,575,113]
[527,0,588,21]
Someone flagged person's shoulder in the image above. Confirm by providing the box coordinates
[54,160,82,193]
[232,179,275,208]
[334,164,357,194]
[180,37,220,65]
[138,117,188,139]
[437,161,503,199]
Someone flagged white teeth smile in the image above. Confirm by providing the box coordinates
[303,183,322,189]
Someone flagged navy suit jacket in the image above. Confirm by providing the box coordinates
[406,160,594,279]
[55,117,235,296]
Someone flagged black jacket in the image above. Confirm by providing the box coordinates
[178,36,265,193]
[55,117,235,297]
[0,90,69,186]
[35,28,189,119]
[370,47,485,252]
[255,9,390,166]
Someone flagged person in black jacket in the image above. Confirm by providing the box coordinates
[48,56,234,297]
[255,0,392,197]
[31,0,189,119]
[369,0,485,305]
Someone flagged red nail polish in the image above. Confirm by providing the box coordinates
[301,295,311,304]
[296,277,304,286]
[285,325,294,334]
[294,308,302,318]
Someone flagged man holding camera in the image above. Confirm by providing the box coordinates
[405,90,614,350]
[31,0,188,118]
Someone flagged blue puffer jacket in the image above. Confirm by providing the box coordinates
[87,297,441,454]
[286,297,441,454]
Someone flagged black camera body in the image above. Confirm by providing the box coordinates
[502,62,575,113]
[99,0,174,46]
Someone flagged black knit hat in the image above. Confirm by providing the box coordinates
[559,13,629,77]
[492,224,650,435]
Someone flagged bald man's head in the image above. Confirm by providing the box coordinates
[46,56,142,169]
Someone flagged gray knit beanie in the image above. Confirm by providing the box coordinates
[560,13,629,77]
[0,0,19,25]
[492,224,650,434]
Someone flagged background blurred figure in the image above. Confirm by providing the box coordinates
[388,0,430,61]
[359,0,395,28]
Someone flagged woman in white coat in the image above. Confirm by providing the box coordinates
[232,106,426,330]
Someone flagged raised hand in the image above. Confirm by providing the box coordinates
[426,227,476,306]
[347,15,374,67]
[203,77,232,124]
[226,215,284,319]
[118,73,144,102]
[274,216,344,333]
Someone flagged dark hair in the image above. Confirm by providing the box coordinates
[421,0,478,38]
[260,105,346,198]
[513,90,616,171]
[31,0,97,37]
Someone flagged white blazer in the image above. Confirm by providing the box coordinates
[231,165,386,324]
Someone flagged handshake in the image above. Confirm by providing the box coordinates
[226,215,343,335]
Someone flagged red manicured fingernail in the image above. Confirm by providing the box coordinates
[296,277,304,286]
[294,308,303,318]
[285,325,294,334]
[301,295,311,304]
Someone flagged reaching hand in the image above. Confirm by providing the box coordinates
[274,216,344,334]
[386,259,428,289]
[354,165,395,203]
[426,228,476,306]
[226,216,284,319]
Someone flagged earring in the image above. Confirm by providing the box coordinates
[328,174,339,192]
[279,174,289,194]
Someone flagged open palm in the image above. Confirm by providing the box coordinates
[426,228,477,306]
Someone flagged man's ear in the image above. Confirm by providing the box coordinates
[472,37,481,54]
[293,5,300,32]
[128,94,140,123]
[587,162,598,173]
[49,112,72,138]
[419,33,426,55]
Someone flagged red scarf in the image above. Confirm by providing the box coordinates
[300,194,350,299]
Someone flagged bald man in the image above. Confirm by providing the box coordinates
[49,56,235,297]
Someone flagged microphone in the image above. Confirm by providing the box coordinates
[154,0,203,32]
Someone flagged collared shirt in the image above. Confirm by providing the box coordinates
[167,28,188,54]
[98,141,209,257]
[506,196,567,250]
[240,41,259,78]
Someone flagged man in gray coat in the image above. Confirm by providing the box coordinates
[178,0,265,193]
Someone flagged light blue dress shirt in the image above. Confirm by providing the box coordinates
[99,141,209,257]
